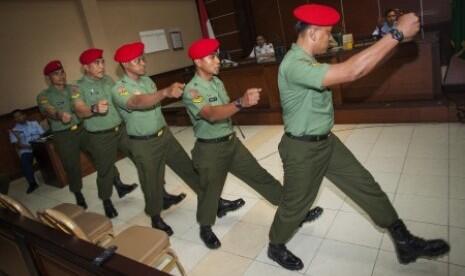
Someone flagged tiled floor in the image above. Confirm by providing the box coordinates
[7,123,465,276]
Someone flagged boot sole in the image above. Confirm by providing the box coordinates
[267,251,303,271]
[398,246,451,264]
[217,200,246,218]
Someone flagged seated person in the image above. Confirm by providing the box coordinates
[9,109,44,193]
[372,8,398,38]
[249,35,275,62]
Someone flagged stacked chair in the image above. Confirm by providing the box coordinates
[0,194,186,275]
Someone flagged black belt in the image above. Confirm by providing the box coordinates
[52,124,81,134]
[87,125,121,135]
[285,132,330,142]
[128,127,165,140]
[197,133,234,143]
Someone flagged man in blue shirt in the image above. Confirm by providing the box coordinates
[9,109,45,193]
[372,8,398,38]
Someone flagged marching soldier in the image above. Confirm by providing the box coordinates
[37,60,89,208]
[183,38,323,249]
[111,42,245,235]
[267,4,449,270]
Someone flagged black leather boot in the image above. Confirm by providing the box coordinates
[217,197,245,218]
[151,215,173,236]
[26,182,39,194]
[299,206,323,226]
[268,243,303,271]
[113,176,138,198]
[200,225,221,249]
[388,219,450,264]
[103,199,118,219]
[162,188,186,210]
[74,192,87,209]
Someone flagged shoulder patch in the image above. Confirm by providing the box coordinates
[38,95,48,105]
[118,86,129,96]
[190,90,203,103]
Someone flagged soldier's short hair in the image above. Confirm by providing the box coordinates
[295,21,311,35]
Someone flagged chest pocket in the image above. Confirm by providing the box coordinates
[311,90,332,114]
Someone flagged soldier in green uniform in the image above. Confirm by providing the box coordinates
[37,60,89,208]
[267,4,449,271]
[72,48,142,218]
[111,42,245,236]
[73,48,186,218]
[183,38,323,249]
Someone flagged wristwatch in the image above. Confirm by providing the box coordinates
[233,98,243,110]
[389,28,404,42]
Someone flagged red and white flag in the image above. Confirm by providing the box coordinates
[197,0,215,38]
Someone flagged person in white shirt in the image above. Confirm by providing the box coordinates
[249,35,275,62]
[9,109,44,193]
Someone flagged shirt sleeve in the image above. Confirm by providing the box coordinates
[182,85,209,119]
[285,59,330,91]
[9,130,18,144]
[32,121,45,135]
[249,48,256,58]
[71,84,84,104]
[112,84,132,112]
[36,93,54,114]
[267,44,275,54]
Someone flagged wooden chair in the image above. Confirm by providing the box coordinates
[0,194,113,245]
[40,208,186,275]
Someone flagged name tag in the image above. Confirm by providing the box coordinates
[208,97,218,102]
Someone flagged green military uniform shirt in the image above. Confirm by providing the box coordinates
[112,75,166,136]
[279,43,333,136]
[183,74,233,139]
[73,75,122,132]
[37,85,80,132]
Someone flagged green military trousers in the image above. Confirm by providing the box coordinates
[87,125,131,200]
[269,133,399,244]
[192,135,283,226]
[53,126,89,193]
[129,129,201,216]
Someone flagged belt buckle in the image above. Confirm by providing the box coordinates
[70,125,78,131]
[115,126,119,132]
[157,129,164,137]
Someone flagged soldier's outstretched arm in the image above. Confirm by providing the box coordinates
[199,88,261,122]
[126,82,184,110]
[322,13,420,87]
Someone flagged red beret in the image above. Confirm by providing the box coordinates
[188,38,220,60]
[293,4,340,26]
[43,60,63,75]
[114,42,144,63]
[79,48,103,65]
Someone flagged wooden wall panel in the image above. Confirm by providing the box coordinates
[210,14,238,34]
[278,0,307,46]
[250,0,284,47]
[342,0,379,38]
[206,0,235,16]
[217,32,243,50]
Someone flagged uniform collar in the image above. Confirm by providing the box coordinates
[192,73,216,87]
[82,74,103,84]
[291,43,317,62]
[48,84,69,94]
[122,74,144,86]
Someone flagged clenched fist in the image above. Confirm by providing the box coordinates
[59,111,72,123]
[396,13,420,40]
[164,82,185,98]
[241,88,261,108]
[94,99,109,114]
